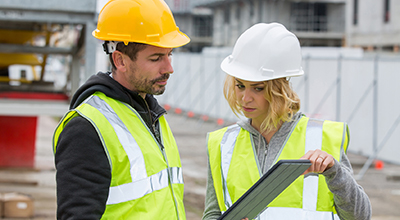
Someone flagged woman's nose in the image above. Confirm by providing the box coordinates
[241,89,252,103]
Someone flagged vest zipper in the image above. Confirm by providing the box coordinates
[141,96,163,148]
[143,99,180,219]
[153,123,163,150]
[263,142,269,173]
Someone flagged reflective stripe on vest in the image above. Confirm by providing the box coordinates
[107,165,182,204]
[304,119,324,211]
[83,95,184,205]
[207,116,348,220]
[220,125,241,208]
[53,92,185,220]
[87,95,147,183]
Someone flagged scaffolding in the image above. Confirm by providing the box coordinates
[0,0,98,117]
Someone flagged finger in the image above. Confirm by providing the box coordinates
[314,154,335,173]
[309,152,323,173]
[315,155,326,172]
[320,155,335,172]
[300,150,314,175]
[300,150,314,159]
[301,150,316,175]
[307,150,326,173]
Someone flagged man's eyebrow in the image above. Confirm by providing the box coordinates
[148,49,173,57]
[149,53,166,57]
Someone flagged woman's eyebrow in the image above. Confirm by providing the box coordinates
[250,83,264,86]
[235,79,263,86]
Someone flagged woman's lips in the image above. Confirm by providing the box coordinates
[242,107,255,112]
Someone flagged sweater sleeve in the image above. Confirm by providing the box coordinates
[323,151,372,220]
[202,161,222,220]
[54,116,111,220]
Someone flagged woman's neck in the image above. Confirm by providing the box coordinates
[251,119,283,144]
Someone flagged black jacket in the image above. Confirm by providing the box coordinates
[55,72,166,219]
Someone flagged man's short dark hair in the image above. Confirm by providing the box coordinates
[109,42,147,72]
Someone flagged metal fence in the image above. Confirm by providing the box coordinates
[157,48,400,178]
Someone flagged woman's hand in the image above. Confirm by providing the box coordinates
[300,149,335,175]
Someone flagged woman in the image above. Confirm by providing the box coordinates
[202,23,371,220]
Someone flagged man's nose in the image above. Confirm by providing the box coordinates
[162,56,174,74]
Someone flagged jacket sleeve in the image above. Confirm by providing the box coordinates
[55,116,111,220]
[202,161,222,220]
[323,150,372,220]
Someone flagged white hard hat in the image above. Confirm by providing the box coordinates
[220,23,304,82]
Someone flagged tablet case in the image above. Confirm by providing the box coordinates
[218,159,312,220]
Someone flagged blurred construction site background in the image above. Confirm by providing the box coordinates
[0,0,400,219]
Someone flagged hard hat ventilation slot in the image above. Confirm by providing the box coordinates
[260,67,274,77]
[147,34,160,42]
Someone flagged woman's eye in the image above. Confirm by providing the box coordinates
[255,87,264,91]
[236,84,244,89]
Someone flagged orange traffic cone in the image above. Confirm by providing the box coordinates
[374,160,384,170]
[164,104,171,111]
[187,111,195,118]
[174,108,182,114]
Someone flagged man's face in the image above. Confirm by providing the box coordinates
[124,45,174,97]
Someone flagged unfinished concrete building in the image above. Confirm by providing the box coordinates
[171,0,400,52]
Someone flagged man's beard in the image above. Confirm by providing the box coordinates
[135,74,170,95]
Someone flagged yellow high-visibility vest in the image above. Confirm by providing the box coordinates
[54,91,186,220]
[207,116,348,219]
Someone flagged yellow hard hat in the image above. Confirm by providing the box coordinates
[92,0,190,48]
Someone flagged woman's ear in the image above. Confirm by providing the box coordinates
[112,51,127,72]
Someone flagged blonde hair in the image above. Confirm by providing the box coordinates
[223,75,301,133]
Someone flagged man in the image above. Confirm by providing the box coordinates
[53,0,190,219]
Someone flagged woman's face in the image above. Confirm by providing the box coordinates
[234,78,269,125]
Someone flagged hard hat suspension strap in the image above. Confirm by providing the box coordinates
[103,41,119,54]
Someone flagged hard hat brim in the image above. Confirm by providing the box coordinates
[221,55,304,82]
[92,29,190,48]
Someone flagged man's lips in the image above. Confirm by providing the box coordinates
[155,80,167,85]
[153,75,169,86]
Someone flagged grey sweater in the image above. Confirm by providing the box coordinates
[202,113,372,220]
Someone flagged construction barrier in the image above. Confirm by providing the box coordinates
[157,48,400,175]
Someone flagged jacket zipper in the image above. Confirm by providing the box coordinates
[142,99,180,219]
[142,96,164,149]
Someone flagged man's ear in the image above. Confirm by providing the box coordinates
[112,51,127,72]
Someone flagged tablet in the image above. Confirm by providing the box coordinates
[218,159,311,220]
